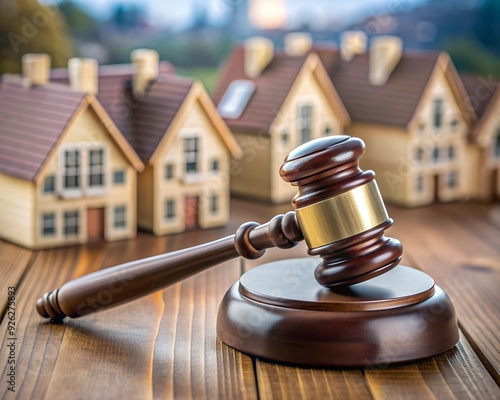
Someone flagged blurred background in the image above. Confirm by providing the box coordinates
[0,0,499,93]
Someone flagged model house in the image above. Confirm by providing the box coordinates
[0,54,144,249]
[461,74,500,201]
[213,34,350,203]
[53,50,242,235]
[317,32,476,207]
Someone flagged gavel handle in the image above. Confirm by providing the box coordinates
[36,212,303,320]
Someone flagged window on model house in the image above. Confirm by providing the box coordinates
[63,149,81,190]
[43,175,56,194]
[209,195,218,214]
[165,199,176,220]
[433,98,443,129]
[432,147,440,163]
[113,206,126,229]
[281,130,289,146]
[416,175,425,193]
[113,170,125,185]
[165,164,174,180]
[447,171,457,188]
[41,212,56,236]
[63,210,79,237]
[298,104,312,144]
[88,149,105,188]
[211,159,219,172]
[494,129,500,158]
[414,148,424,164]
[448,145,455,160]
[184,137,199,173]
[324,125,332,136]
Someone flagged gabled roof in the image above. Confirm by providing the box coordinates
[460,74,500,140]
[316,46,474,128]
[212,45,349,133]
[0,75,143,182]
[52,62,241,163]
[51,61,175,137]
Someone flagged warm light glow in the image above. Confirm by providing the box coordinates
[250,0,287,29]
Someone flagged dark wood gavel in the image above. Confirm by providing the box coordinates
[37,136,402,320]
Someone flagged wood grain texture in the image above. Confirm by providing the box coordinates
[0,200,499,399]
[0,232,257,399]
[364,333,499,400]
[256,360,371,400]
[0,240,33,316]
[388,203,500,383]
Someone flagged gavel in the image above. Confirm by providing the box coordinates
[37,136,402,321]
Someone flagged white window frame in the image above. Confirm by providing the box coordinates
[60,146,83,198]
[58,143,109,198]
[183,137,200,174]
[41,212,56,237]
[113,170,126,185]
[164,199,176,221]
[209,194,219,215]
[42,175,56,195]
[113,205,127,230]
[87,146,107,196]
[297,102,313,145]
[433,98,443,130]
[63,210,80,238]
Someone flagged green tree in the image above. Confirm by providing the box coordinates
[0,0,72,74]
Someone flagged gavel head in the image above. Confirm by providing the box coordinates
[280,135,402,287]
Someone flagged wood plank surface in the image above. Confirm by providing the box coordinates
[0,231,257,399]
[388,203,500,384]
[0,241,33,317]
[0,200,499,399]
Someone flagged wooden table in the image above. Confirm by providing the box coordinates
[1,199,499,399]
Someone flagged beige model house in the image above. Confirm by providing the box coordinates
[317,32,476,207]
[462,74,500,201]
[213,34,350,203]
[0,54,144,249]
[53,50,242,235]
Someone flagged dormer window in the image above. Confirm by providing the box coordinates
[218,80,255,119]
[433,98,443,129]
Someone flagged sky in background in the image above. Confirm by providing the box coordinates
[52,0,428,30]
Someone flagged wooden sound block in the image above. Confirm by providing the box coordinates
[217,258,459,367]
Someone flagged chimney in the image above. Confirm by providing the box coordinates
[284,32,312,56]
[131,48,159,97]
[22,53,50,87]
[244,37,274,78]
[369,36,403,86]
[340,31,367,61]
[68,57,98,95]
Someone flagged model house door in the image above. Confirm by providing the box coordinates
[87,207,105,241]
[184,196,199,230]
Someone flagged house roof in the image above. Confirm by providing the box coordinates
[51,61,176,138]
[0,76,86,181]
[460,74,498,121]
[315,47,443,127]
[461,73,500,140]
[212,46,349,134]
[213,45,306,133]
[53,62,241,162]
[0,75,144,182]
